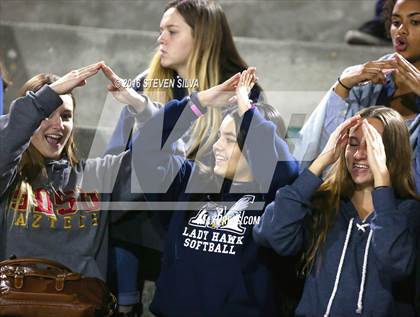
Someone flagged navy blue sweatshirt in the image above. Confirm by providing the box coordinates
[131,96,299,317]
[254,169,420,317]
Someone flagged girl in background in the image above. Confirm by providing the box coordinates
[105,1,266,315]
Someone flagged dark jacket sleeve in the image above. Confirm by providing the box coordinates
[253,168,322,256]
[240,107,299,196]
[105,102,161,155]
[131,96,203,195]
[370,187,420,280]
[0,85,63,197]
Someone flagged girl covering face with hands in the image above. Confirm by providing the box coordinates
[255,106,420,316]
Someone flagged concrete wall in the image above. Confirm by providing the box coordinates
[0,0,391,158]
[1,0,377,42]
[0,20,390,156]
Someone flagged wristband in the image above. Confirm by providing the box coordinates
[337,77,351,90]
[190,91,207,116]
[190,103,204,117]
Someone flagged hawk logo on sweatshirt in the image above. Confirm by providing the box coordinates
[188,195,255,234]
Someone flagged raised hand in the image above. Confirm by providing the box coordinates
[362,120,390,187]
[236,68,257,116]
[394,53,420,96]
[309,115,361,176]
[101,64,147,112]
[49,62,103,94]
[196,72,241,108]
[340,59,396,88]
[335,59,396,99]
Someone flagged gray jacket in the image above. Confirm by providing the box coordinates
[0,85,133,279]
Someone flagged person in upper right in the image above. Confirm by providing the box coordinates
[345,0,391,46]
[255,106,420,316]
[294,0,420,192]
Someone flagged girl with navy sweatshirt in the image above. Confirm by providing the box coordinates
[129,69,299,317]
[254,106,420,317]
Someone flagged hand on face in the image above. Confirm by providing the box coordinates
[309,115,361,176]
[49,62,103,95]
[361,119,390,187]
[101,64,147,111]
[394,53,420,96]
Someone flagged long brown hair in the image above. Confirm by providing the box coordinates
[16,73,79,183]
[6,74,79,224]
[144,0,262,161]
[303,106,418,273]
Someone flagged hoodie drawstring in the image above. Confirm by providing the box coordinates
[356,227,373,314]
[324,218,354,317]
[323,218,373,317]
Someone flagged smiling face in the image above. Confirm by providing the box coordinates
[31,94,74,160]
[158,7,194,77]
[212,115,253,182]
[391,0,420,63]
[345,118,384,190]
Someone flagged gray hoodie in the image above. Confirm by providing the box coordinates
[0,85,133,280]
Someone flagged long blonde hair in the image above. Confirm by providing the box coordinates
[303,106,418,273]
[144,0,261,160]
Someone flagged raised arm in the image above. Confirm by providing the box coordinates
[253,168,322,256]
[101,65,161,155]
[0,62,102,197]
[254,115,361,254]
[234,69,299,193]
[294,57,396,169]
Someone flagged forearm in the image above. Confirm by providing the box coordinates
[243,107,298,190]
[254,169,321,255]
[308,155,329,177]
[130,96,201,193]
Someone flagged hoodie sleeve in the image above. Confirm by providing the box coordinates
[79,151,130,195]
[253,168,322,255]
[80,96,198,194]
[104,97,162,155]
[241,107,299,195]
[293,66,365,170]
[131,96,205,195]
[0,85,63,197]
[370,187,420,280]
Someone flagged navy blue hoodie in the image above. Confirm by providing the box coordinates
[254,169,420,317]
[131,96,299,317]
